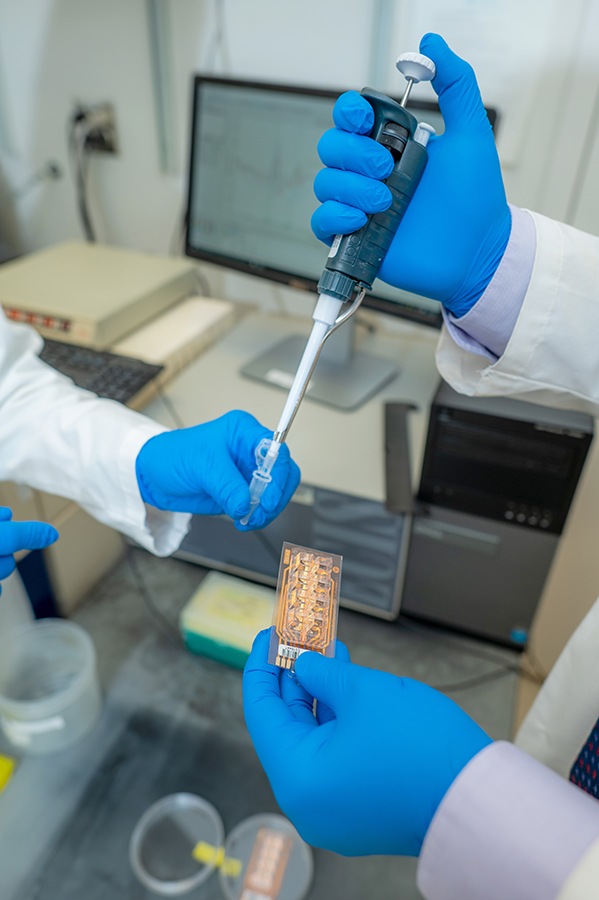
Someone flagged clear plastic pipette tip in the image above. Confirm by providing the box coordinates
[239,438,281,525]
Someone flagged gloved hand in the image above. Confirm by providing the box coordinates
[135,410,301,532]
[311,33,511,317]
[243,629,492,856]
[0,507,58,593]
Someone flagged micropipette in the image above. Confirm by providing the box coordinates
[239,51,436,526]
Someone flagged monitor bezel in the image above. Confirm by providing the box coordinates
[185,75,498,331]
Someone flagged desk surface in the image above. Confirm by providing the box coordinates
[0,551,517,900]
[143,312,440,500]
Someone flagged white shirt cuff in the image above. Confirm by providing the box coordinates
[442,205,537,361]
[417,741,599,900]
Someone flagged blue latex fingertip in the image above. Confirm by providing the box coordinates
[335,640,351,662]
[44,525,60,545]
[311,201,367,243]
[317,129,393,180]
[313,168,392,213]
[0,555,16,580]
[333,91,374,135]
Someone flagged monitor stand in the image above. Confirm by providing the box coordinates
[240,316,399,411]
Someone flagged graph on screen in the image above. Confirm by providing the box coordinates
[187,78,443,325]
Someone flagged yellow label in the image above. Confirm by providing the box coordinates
[192,841,242,878]
[0,755,15,792]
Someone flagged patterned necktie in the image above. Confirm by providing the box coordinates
[570,718,599,798]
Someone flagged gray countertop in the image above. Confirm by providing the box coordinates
[0,549,518,900]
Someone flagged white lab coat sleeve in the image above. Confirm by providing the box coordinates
[515,595,599,777]
[416,741,599,900]
[0,313,190,556]
[557,837,599,899]
[435,210,599,417]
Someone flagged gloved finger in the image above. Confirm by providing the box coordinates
[257,445,294,515]
[335,640,351,662]
[226,411,276,482]
[0,507,12,522]
[295,651,361,715]
[208,453,253,522]
[280,668,317,725]
[0,520,59,555]
[234,457,300,532]
[315,640,352,724]
[243,629,315,766]
[259,456,301,519]
[314,168,392,214]
[318,128,393,180]
[311,201,367,243]
[420,33,491,137]
[0,555,16,581]
[332,91,375,135]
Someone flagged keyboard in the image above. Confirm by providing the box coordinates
[39,339,164,404]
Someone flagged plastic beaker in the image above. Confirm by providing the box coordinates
[129,793,225,896]
[0,618,102,754]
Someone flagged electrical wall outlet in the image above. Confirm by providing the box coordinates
[72,102,118,153]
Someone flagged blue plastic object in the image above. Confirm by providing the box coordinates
[135,410,301,532]
[312,33,511,317]
[0,507,58,591]
[243,628,492,857]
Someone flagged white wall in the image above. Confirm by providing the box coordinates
[0,0,377,260]
[2,0,599,265]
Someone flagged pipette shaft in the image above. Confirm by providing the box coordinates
[239,291,343,526]
[240,52,436,526]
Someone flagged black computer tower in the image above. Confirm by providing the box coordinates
[401,382,594,647]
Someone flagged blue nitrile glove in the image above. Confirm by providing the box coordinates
[311,33,511,317]
[0,506,58,593]
[135,410,301,532]
[243,629,492,856]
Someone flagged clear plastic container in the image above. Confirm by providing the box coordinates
[219,813,313,900]
[129,793,224,896]
[0,619,102,755]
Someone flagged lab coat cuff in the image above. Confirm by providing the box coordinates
[118,421,191,557]
[442,205,536,361]
[416,741,599,900]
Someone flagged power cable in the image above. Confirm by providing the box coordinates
[194,267,212,297]
[0,161,62,213]
[252,528,281,566]
[430,666,515,694]
[67,112,97,242]
[206,0,231,74]
[168,204,187,257]
[127,546,187,650]
[398,615,546,680]
[156,385,186,429]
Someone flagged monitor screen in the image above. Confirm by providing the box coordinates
[185,77,493,328]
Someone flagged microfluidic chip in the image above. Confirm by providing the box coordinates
[268,542,342,670]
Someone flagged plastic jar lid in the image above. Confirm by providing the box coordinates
[219,813,313,900]
[129,793,224,896]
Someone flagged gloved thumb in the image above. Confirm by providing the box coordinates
[420,33,491,137]
[294,652,359,714]
[208,454,252,521]
[0,520,59,555]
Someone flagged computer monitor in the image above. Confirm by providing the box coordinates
[185,76,497,409]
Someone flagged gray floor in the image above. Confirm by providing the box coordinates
[0,550,519,900]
